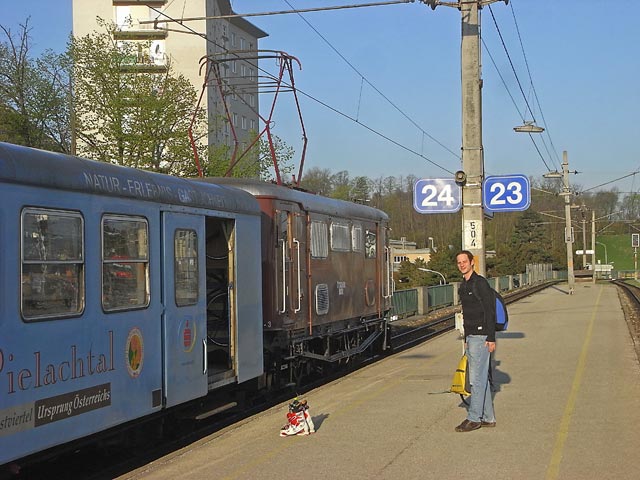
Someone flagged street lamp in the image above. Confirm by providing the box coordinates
[513,121,544,133]
[596,241,608,265]
[418,268,447,285]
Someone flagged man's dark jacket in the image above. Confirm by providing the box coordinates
[458,271,496,342]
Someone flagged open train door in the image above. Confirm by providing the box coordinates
[161,212,207,407]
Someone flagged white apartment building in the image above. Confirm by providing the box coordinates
[72,0,267,150]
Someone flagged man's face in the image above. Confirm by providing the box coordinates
[456,254,474,276]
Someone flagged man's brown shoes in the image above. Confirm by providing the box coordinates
[455,419,481,432]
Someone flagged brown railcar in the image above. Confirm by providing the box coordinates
[201,178,392,384]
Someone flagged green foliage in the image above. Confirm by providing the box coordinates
[71,18,206,175]
[597,234,639,271]
[493,210,554,275]
[189,129,295,182]
[0,20,71,152]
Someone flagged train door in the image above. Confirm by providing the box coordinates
[275,204,307,324]
[161,212,207,407]
[204,216,237,385]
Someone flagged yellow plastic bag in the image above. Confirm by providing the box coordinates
[450,354,471,397]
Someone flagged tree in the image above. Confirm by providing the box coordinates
[301,167,333,195]
[71,19,206,175]
[350,176,370,203]
[198,131,295,182]
[0,19,71,152]
[330,170,351,200]
[494,210,554,274]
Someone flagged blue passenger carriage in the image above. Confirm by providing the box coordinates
[0,143,263,466]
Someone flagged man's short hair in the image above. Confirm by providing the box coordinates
[456,250,474,262]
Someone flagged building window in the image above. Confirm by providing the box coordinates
[102,215,149,311]
[250,119,256,130]
[21,208,84,320]
[233,113,238,126]
[240,37,245,49]
[393,255,409,264]
[241,116,247,129]
[231,32,236,47]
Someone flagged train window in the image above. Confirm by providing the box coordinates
[330,222,350,252]
[102,215,149,311]
[352,224,364,252]
[310,221,328,258]
[365,230,377,259]
[175,229,199,306]
[21,208,85,320]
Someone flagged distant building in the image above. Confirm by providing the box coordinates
[390,237,432,272]
[72,0,267,149]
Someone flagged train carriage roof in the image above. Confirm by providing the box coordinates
[0,142,260,216]
[199,177,389,222]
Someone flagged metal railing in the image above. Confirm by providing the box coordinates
[390,264,560,321]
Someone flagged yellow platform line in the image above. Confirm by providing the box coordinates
[545,285,603,480]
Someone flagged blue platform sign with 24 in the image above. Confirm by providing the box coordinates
[413,179,462,214]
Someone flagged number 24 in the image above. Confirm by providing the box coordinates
[421,184,455,207]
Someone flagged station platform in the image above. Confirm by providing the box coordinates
[121,283,640,480]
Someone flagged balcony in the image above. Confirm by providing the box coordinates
[113,22,168,40]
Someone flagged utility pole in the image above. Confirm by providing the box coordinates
[460,0,485,275]
[544,151,575,292]
[561,152,575,293]
[581,206,587,269]
[591,209,596,284]
[421,0,508,277]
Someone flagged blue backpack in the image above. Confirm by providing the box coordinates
[470,283,509,331]
[494,289,509,331]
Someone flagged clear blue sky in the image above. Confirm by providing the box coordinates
[2,0,639,195]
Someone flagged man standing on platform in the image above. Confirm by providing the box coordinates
[454,250,497,432]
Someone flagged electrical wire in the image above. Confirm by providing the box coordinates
[486,4,558,175]
[283,0,460,161]
[149,4,456,175]
[508,1,561,169]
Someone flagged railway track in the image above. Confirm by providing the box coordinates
[611,279,640,361]
[6,281,558,480]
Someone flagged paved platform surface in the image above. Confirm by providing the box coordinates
[121,283,640,480]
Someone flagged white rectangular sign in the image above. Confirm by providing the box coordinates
[464,220,483,249]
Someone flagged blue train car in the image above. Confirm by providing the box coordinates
[0,143,263,466]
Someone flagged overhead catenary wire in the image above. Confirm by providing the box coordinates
[282,0,460,161]
[140,1,415,25]
[481,36,553,172]
[148,4,455,175]
[485,4,559,176]
[508,1,561,168]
